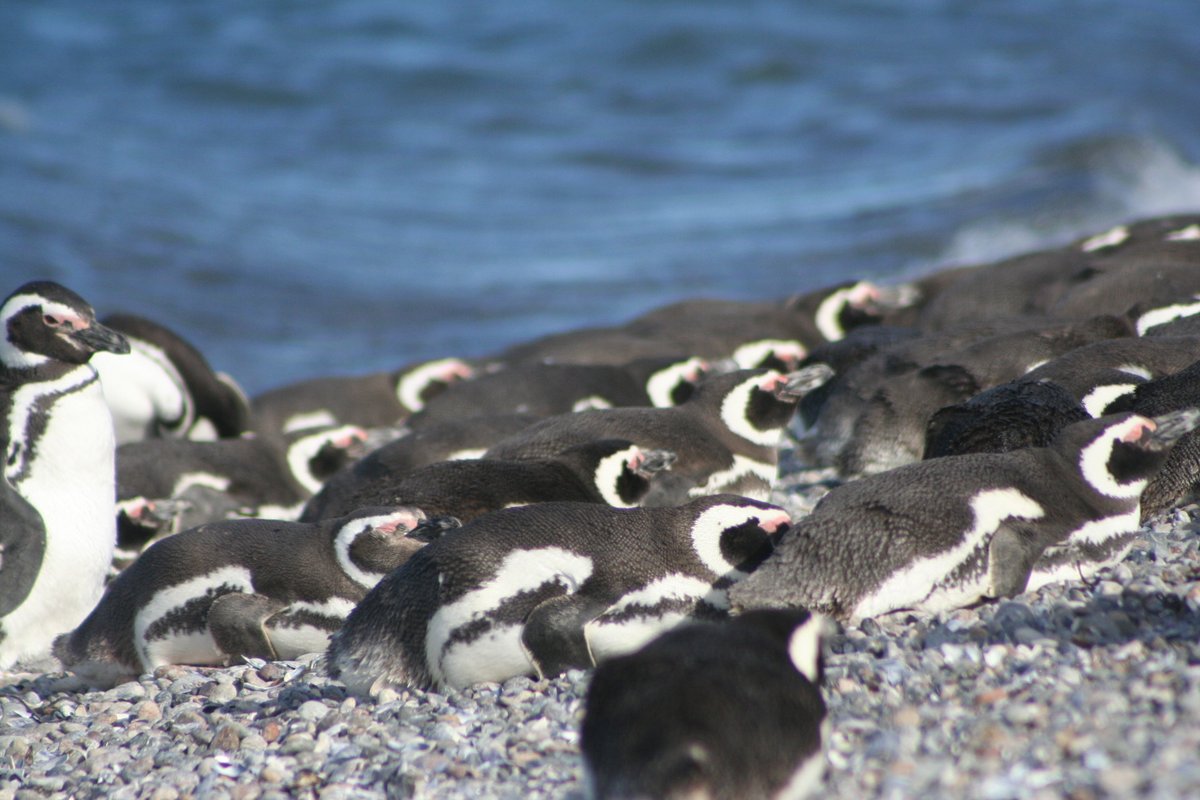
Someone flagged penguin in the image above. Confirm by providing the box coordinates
[325,494,791,693]
[730,411,1198,622]
[404,357,708,430]
[302,439,675,523]
[115,423,369,555]
[819,315,1132,476]
[299,413,541,523]
[483,366,834,505]
[93,312,251,444]
[0,280,130,668]
[53,507,458,685]
[1051,263,1200,326]
[250,356,475,436]
[581,609,828,800]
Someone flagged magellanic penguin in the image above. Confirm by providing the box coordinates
[250,356,475,437]
[54,507,458,686]
[730,412,1198,622]
[483,366,834,506]
[115,424,369,555]
[0,280,130,668]
[326,495,791,693]
[301,439,675,523]
[93,312,251,444]
[581,610,829,800]
[404,357,708,430]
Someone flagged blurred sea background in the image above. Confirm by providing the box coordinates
[2,0,1200,394]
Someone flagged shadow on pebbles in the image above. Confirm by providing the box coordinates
[2,473,1200,799]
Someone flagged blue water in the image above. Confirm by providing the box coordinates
[3,0,1200,394]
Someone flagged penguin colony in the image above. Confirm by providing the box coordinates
[2,213,1200,798]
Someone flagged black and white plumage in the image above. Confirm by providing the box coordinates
[301,439,675,523]
[300,413,540,523]
[731,412,1198,622]
[53,507,458,685]
[405,357,708,430]
[93,313,251,444]
[0,280,131,668]
[582,610,828,800]
[250,357,475,436]
[326,495,792,693]
[115,424,369,553]
[483,366,834,506]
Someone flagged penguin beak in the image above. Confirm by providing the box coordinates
[773,363,835,401]
[632,448,676,477]
[1144,409,1200,450]
[405,515,461,543]
[70,321,131,356]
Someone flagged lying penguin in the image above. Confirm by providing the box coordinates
[731,411,1198,622]
[0,280,130,669]
[326,495,791,693]
[302,439,675,523]
[582,609,829,800]
[54,506,457,685]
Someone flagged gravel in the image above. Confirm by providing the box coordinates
[3,467,1200,799]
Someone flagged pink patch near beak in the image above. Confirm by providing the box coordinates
[1121,417,1156,442]
[758,371,786,391]
[626,447,644,471]
[847,281,881,308]
[759,511,792,534]
[440,361,474,382]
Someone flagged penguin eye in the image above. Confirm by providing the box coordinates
[43,314,63,327]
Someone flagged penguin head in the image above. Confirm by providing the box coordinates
[685,495,791,579]
[332,505,461,587]
[730,339,808,372]
[635,356,709,407]
[284,424,370,494]
[734,608,830,685]
[1056,410,1200,500]
[393,357,475,414]
[789,279,919,343]
[716,366,835,447]
[568,439,676,508]
[0,281,129,369]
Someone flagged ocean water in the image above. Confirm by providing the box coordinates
[3,0,1200,394]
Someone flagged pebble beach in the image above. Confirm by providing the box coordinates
[4,462,1199,800]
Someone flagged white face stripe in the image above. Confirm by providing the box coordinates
[646,358,705,408]
[0,295,84,368]
[593,445,642,507]
[787,614,825,683]
[425,547,594,686]
[1081,384,1137,417]
[333,511,422,589]
[851,488,1045,620]
[1079,224,1129,252]
[1079,417,1151,499]
[689,504,774,577]
[287,425,364,495]
[814,282,873,342]
[687,454,777,499]
[396,358,472,413]
[1136,296,1200,335]
[572,395,613,412]
[133,565,255,670]
[720,372,784,447]
[731,340,807,370]
[1165,224,1200,241]
[282,410,338,434]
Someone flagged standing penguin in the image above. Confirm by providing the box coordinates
[53,506,457,685]
[731,412,1197,622]
[582,610,828,800]
[326,495,791,693]
[0,281,130,668]
[93,312,251,444]
[484,366,834,505]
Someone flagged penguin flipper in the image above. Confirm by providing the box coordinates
[207,593,287,661]
[0,478,47,618]
[988,522,1041,599]
[520,594,609,678]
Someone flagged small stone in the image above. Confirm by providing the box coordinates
[135,700,162,722]
[202,681,239,704]
[296,700,331,722]
[210,723,241,752]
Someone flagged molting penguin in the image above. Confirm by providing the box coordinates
[0,281,130,668]
[251,357,474,437]
[115,424,369,555]
[54,507,457,686]
[326,495,791,693]
[93,313,251,444]
[582,610,828,800]
[483,366,834,506]
[405,357,708,430]
[302,439,675,523]
[731,412,1197,622]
